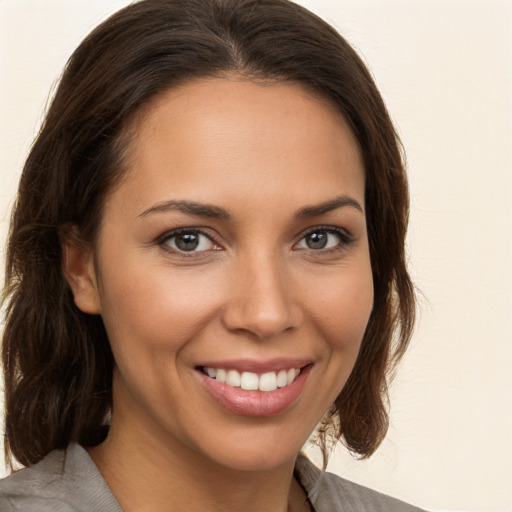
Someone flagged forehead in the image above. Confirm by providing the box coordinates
[110,77,365,217]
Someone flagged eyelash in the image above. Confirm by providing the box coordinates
[157,228,221,256]
[156,225,354,256]
[295,226,354,254]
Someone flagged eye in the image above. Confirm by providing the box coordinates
[160,228,217,253]
[295,227,351,251]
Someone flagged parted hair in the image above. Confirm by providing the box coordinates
[2,0,415,468]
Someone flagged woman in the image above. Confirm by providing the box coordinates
[0,0,419,510]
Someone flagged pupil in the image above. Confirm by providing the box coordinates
[176,233,199,251]
[307,232,327,249]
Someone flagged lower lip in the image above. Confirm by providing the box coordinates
[197,366,311,417]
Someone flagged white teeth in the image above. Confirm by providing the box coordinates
[259,371,277,392]
[276,369,288,388]
[241,372,259,390]
[226,369,241,387]
[203,367,302,392]
[286,368,300,384]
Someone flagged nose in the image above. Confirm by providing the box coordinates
[221,254,303,341]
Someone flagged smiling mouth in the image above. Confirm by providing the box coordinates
[200,367,302,392]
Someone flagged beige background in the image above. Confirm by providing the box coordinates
[1,1,511,511]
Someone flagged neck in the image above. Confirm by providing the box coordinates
[88,421,310,512]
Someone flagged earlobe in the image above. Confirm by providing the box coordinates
[61,232,101,315]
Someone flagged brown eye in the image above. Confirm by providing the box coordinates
[305,231,329,249]
[162,229,216,252]
[175,232,200,251]
[296,229,343,250]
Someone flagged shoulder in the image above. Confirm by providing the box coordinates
[295,454,427,512]
[0,444,122,512]
[0,448,70,511]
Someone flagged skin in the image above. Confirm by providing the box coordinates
[63,77,374,512]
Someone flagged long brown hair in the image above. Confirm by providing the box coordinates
[2,0,415,468]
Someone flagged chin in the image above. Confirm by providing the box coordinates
[209,445,301,473]
[188,423,311,473]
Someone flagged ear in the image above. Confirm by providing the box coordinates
[60,230,101,314]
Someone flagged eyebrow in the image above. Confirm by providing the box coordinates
[295,195,363,219]
[138,194,363,221]
[138,200,231,220]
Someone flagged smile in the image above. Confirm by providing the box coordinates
[201,367,301,392]
[197,361,312,417]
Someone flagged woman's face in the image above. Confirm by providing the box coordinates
[74,78,373,471]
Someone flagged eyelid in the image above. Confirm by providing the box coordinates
[294,225,355,250]
[154,225,354,256]
[157,227,222,254]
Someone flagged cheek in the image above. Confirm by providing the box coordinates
[308,263,374,353]
[96,259,222,357]
[95,262,225,417]
[309,262,374,406]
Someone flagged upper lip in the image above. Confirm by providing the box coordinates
[196,357,313,373]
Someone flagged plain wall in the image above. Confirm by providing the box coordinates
[1,1,511,511]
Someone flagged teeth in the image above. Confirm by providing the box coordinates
[277,369,288,388]
[286,368,300,384]
[226,370,241,387]
[259,371,277,391]
[241,372,259,390]
[203,367,301,392]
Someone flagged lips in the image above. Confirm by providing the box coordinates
[196,359,312,417]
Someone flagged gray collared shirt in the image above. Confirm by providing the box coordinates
[0,443,425,511]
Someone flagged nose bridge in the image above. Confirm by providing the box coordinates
[222,248,302,340]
